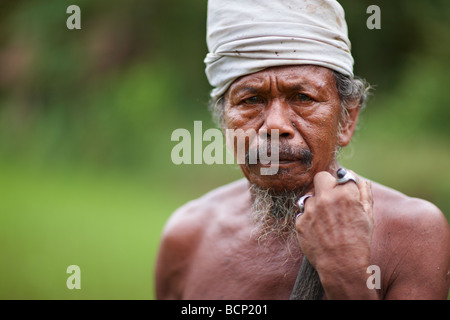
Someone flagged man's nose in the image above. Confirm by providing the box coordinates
[261,99,295,138]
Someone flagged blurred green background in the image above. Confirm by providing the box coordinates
[0,0,448,299]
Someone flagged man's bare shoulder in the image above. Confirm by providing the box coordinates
[371,181,448,230]
[155,179,251,299]
[370,181,450,299]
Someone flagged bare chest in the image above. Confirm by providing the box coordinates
[181,229,303,299]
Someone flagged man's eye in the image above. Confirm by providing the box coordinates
[293,93,312,102]
[243,96,262,104]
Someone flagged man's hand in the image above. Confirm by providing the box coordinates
[295,171,378,299]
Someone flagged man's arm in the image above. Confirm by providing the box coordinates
[154,222,184,299]
[154,201,204,299]
[295,171,450,299]
[382,200,450,299]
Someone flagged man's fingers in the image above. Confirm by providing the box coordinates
[312,171,337,197]
[306,170,372,220]
[359,179,374,219]
[340,169,373,218]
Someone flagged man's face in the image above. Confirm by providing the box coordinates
[223,65,345,193]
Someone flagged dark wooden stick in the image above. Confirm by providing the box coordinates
[290,256,324,300]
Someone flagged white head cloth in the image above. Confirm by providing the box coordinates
[204,0,354,100]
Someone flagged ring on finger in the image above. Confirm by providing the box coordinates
[336,168,358,185]
[296,194,312,218]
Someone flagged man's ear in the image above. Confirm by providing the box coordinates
[338,103,360,147]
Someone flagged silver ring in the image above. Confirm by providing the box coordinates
[336,168,357,185]
[297,194,312,217]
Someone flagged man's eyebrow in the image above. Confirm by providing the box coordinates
[277,79,313,91]
[277,80,323,95]
[230,86,260,97]
[278,83,305,92]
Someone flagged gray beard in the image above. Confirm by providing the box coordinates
[249,184,304,243]
[249,183,325,299]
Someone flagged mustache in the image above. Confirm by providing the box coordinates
[245,143,313,167]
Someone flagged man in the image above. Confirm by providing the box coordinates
[155,0,450,299]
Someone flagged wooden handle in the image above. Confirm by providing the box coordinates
[290,257,324,300]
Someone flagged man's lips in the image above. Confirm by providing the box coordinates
[258,159,303,167]
[278,153,303,162]
[245,145,313,168]
[278,159,301,165]
[256,153,306,167]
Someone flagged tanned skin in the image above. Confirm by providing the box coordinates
[155,66,450,300]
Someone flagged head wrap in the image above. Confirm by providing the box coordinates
[204,0,354,100]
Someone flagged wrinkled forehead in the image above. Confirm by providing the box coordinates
[227,65,336,97]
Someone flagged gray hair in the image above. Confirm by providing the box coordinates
[333,71,371,111]
[208,71,371,128]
